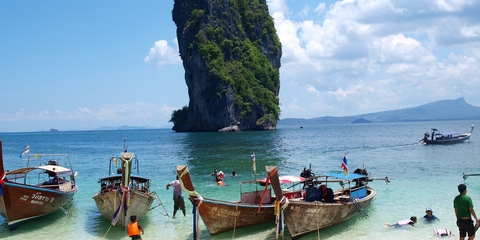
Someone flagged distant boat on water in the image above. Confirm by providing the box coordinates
[421,125,474,145]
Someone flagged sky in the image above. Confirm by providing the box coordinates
[1,0,479,133]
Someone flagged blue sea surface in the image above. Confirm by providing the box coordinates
[0,120,479,240]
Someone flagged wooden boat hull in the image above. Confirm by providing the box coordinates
[196,198,276,235]
[93,190,154,229]
[0,182,77,230]
[177,165,283,235]
[284,188,376,239]
[423,134,471,144]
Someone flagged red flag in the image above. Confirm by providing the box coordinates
[341,154,348,176]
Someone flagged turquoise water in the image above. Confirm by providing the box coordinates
[0,120,479,240]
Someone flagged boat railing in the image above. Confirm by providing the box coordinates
[241,189,272,204]
[108,154,140,176]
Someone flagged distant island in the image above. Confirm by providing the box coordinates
[278,97,480,126]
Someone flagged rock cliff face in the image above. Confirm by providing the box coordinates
[171,0,282,132]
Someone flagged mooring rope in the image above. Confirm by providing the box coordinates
[316,201,321,240]
[232,202,239,239]
[102,225,113,239]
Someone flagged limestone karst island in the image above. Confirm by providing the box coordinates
[169,0,282,132]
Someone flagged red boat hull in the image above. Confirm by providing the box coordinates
[0,182,77,230]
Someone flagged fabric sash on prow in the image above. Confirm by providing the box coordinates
[121,152,133,188]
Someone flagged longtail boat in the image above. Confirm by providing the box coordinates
[267,165,389,239]
[176,165,304,237]
[93,138,163,229]
[421,125,474,145]
[463,172,480,180]
[0,140,78,230]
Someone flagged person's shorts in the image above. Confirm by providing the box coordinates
[457,219,475,238]
[173,196,185,210]
[130,235,142,240]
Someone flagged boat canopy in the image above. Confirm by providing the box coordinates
[8,165,72,174]
[255,176,305,184]
[6,165,74,179]
[99,174,151,183]
[38,165,72,173]
[326,172,367,180]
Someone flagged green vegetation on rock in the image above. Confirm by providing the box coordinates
[172,0,282,131]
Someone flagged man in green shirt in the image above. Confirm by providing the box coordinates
[454,184,480,240]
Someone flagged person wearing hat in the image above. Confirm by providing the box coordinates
[423,207,439,221]
[453,183,480,240]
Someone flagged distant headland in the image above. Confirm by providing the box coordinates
[279,97,480,126]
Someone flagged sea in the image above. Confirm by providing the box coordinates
[0,120,479,240]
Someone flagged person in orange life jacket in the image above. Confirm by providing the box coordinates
[384,216,417,227]
[166,175,186,218]
[128,215,144,240]
[454,184,480,240]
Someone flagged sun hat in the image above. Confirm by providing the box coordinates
[426,207,432,212]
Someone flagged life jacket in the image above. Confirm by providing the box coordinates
[434,228,451,237]
[396,219,413,226]
[128,222,140,236]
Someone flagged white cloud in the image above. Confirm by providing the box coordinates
[314,3,326,14]
[144,39,181,66]
[0,103,176,129]
[267,0,289,15]
[434,0,473,12]
[268,0,480,118]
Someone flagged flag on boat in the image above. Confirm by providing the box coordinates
[251,153,256,173]
[341,154,348,176]
[19,144,30,157]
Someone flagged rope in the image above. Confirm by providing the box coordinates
[316,201,320,240]
[232,202,238,239]
[102,225,113,239]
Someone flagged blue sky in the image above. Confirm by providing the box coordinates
[1,0,480,132]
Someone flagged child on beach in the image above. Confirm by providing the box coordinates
[128,215,144,240]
